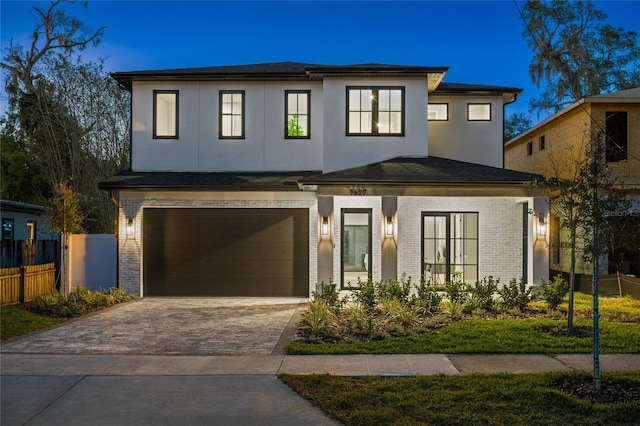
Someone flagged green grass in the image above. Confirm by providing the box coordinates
[289,293,640,355]
[280,371,640,426]
[1,305,66,341]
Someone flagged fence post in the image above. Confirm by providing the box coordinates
[19,266,25,304]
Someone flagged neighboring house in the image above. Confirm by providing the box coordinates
[100,62,548,297]
[1,200,59,242]
[504,88,640,278]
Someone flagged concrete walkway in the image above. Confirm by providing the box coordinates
[2,353,639,425]
[2,299,639,425]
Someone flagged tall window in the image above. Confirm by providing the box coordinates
[153,90,178,138]
[347,87,404,135]
[467,103,491,121]
[605,111,627,162]
[220,91,245,138]
[285,91,310,138]
[422,213,478,284]
[341,209,372,288]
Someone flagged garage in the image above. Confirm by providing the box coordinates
[143,208,309,297]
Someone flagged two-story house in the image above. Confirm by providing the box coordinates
[505,88,640,283]
[100,62,548,297]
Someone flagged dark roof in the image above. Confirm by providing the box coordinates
[434,82,523,95]
[300,157,538,186]
[111,61,449,90]
[98,170,319,190]
[0,199,45,214]
[99,157,539,191]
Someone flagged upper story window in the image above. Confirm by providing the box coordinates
[347,87,404,136]
[605,111,627,162]
[526,141,533,156]
[220,91,245,139]
[538,135,546,151]
[285,90,310,138]
[428,103,448,121]
[467,103,491,121]
[153,90,178,138]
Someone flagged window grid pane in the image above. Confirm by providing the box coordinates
[347,87,402,135]
[220,91,244,138]
[286,92,309,137]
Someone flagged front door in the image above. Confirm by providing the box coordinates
[341,209,371,288]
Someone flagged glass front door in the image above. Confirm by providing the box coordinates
[342,209,371,288]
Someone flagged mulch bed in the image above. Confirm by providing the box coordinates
[553,376,640,404]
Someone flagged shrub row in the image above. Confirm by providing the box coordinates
[302,275,569,338]
[33,288,135,318]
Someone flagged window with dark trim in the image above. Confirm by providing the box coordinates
[153,90,179,138]
[605,111,628,162]
[347,87,404,135]
[428,103,448,121]
[526,141,533,156]
[341,209,372,289]
[2,218,14,240]
[285,90,310,138]
[220,91,245,138]
[467,103,491,121]
[538,135,546,151]
[422,212,478,285]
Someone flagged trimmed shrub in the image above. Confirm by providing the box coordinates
[378,277,411,304]
[350,277,377,311]
[314,281,343,312]
[498,278,533,311]
[541,274,569,310]
[468,276,499,311]
[412,276,442,313]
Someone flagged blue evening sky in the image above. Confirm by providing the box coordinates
[1,0,639,121]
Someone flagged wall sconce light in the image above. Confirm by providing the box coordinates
[537,215,547,238]
[386,217,394,236]
[126,219,134,238]
[322,217,329,236]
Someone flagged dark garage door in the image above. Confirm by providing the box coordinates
[143,208,309,297]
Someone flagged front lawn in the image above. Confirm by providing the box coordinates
[1,305,65,341]
[280,371,640,426]
[288,282,640,355]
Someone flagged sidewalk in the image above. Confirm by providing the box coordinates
[2,353,638,426]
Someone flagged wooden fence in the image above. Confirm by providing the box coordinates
[1,262,57,305]
[1,240,60,268]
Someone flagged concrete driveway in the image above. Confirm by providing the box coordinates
[0,298,306,356]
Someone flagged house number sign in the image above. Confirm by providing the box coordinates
[350,186,367,196]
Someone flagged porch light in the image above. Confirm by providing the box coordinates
[322,217,329,235]
[537,215,547,238]
[386,217,394,236]
[126,219,134,238]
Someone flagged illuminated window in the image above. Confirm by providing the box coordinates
[153,90,178,138]
[428,103,448,121]
[422,213,478,285]
[285,91,310,138]
[347,87,404,135]
[467,103,491,121]
[220,91,245,138]
[27,221,36,241]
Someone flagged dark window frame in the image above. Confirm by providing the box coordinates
[346,86,405,136]
[153,90,179,139]
[219,90,246,139]
[467,103,492,121]
[428,103,449,121]
[538,135,546,151]
[285,90,311,139]
[605,111,628,162]
[421,212,479,284]
[526,141,533,156]
[341,208,372,289]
